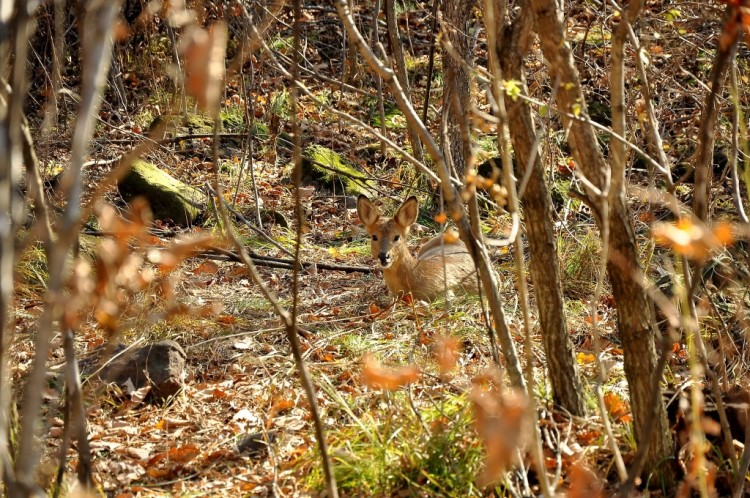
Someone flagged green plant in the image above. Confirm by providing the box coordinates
[558,229,603,299]
[270,90,292,120]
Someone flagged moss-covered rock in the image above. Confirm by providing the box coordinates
[299,145,372,196]
[118,160,204,225]
[148,113,216,136]
[185,113,215,134]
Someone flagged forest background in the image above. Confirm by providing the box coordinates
[0,0,749,496]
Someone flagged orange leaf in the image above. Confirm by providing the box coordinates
[713,222,734,245]
[568,462,604,498]
[576,352,595,364]
[360,353,420,390]
[226,266,249,278]
[576,430,601,445]
[443,229,459,244]
[701,417,721,436]
[191,261,219,275]
[181,23,228,114]
[472,386,528,485]
[604,392,632,423]
[269,398,295,419]
[146,467,173,479]
[167,443,201,464]
[434,336,461,376]
[652,218,728,261]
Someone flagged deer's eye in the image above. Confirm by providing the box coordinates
[393,235,400,242]
[371,235,378,241]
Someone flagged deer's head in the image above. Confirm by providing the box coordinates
[357,195,418,269]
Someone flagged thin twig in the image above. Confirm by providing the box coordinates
[421,0,440,125]
[484,1,551,495]
[61,327,93,486]
[727,59,748,223]
[692,3,737,222]
[198,247,372,273]
[290,2,339,495]
[15,1,122,489]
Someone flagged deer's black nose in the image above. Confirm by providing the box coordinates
[378,252,390,265]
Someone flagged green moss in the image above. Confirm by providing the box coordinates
[118,160,204,225]
[301,145,373,196]
[370,101,407,130]
[185,114,215,134]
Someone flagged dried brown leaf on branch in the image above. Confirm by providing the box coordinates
[181,22,227,115]
[652,218,734,261]
[471,376,529,486]
[567,461,604,498]
[433,335,461,378]
[360,353,421,390]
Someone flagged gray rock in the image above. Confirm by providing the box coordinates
[98,340,187,401]
[235,430,277,458]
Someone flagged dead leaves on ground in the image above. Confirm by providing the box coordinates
[567,462,605,498]
[68,375,309,493]
[63,199,223,334]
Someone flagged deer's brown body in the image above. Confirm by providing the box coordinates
[357,195,478,302]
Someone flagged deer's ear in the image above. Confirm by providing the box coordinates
[395,196,419,228]
[357,195,380,227]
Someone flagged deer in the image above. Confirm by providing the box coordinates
[356,195,478,302]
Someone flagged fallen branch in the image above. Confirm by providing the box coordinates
[79,227,372,273]
[201,246,373,273]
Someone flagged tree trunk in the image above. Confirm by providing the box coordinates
[496,5,585,416]
[441,0,474,178]
[383,0,424,162]
[527,0,674,479]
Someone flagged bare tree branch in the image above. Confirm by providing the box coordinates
[484,1,551,494]
[15,1,122,490]
[693,4,737,222]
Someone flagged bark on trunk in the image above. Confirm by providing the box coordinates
[383,0,424,162]
[497,5,585,416]
[527,0,674,479]
[442,0,474,178]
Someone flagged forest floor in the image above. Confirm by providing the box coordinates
[16,119,644,497]
[12,0,750,497]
